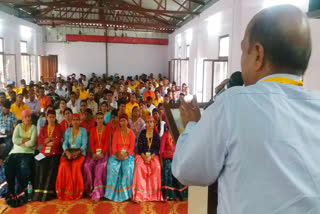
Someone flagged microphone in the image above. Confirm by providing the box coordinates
[204,71,243,110]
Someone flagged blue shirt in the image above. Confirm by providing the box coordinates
[63,127,87,155]
[0,110,17,134]
[104,112,111,124]
[172,74,320,214]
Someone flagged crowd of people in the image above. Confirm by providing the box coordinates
[0,72,190,207]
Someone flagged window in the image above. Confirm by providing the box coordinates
[20,41,27,54]
[186,45,190,59]
[0,38,3,52]
[30,55,37,82]
[219,35,229,58]
[199,59,228,102]
[4,55,16,84]
[178,46,182,59]
[170,59,189,87]
[21,55,31,84]
[38,56,41,81]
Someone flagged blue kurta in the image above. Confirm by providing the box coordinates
[63,127,87,155]
[173,74,320,214]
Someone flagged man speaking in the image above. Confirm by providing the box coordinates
[172,5,320,214]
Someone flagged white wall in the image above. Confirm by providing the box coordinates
[0,11,44,85]
[303,19,320,92]
[45,42,106,78]
[45,42,168,78]
[168,0,311,93]
[108,43,168,77]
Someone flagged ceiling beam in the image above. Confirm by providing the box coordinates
[188,0,206,5]
[117,0,172,26]
[8,0,200,15]
[37,17,175,32]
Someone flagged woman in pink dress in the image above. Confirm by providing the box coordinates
[132,116,163,202]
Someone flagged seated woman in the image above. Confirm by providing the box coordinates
[132,116,163,202]
[105,109,119,145]
[160,131,188,201]
[34,110,63,201]
[4,110,37,207]
[129,106,145,140]
[80,108,96,134]
[129,106,145,153]
[100,101,110,124]
[56,113,87,200]
[55,99,67,123]
[60,108,73,133]
[83,112,109,201]
[37,105,54,135]
[152,108,166,137]
[105,113,135,202]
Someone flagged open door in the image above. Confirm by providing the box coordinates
[40,55,58,82]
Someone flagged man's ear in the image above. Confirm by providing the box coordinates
[253,42,265,72]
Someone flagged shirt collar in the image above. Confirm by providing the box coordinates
[258,73,301,83]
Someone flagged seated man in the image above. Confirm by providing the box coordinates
[10,93,31,121]
[0,100,17,163]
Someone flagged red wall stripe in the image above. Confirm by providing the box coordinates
[66,34,168,45]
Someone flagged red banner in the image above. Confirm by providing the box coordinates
[66,34,168,45]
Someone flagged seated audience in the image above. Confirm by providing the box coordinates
[38,87,51,112]
[80,108,96,134]
[60,108,73,133]
[67,92,80,114]
[87,91,98,116]
[55,99,67,123]
[125,94,139,119]
[10,93,31,120]
[152,108,166,137]
[0,100,17,163]
[146,96,156,114]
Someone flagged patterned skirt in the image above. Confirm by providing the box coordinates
[104,155,135,202]
[161,159,188,201]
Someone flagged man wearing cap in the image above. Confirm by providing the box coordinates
[10,93,31,120]
[0,100,17,164]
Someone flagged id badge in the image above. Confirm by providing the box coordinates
[96,148,102,155]
[146,152,151,156]
[71,144,76,149]
[45,146,51,153]
[121,149,127,154]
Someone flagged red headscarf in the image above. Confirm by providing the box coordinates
[72,113,81,118]
[119,113,129,121]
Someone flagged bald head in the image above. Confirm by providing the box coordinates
[248,5,311,75]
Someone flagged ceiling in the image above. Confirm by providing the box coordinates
[1,0,217,33]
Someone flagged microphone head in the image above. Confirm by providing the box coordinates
[227,71,244,88]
